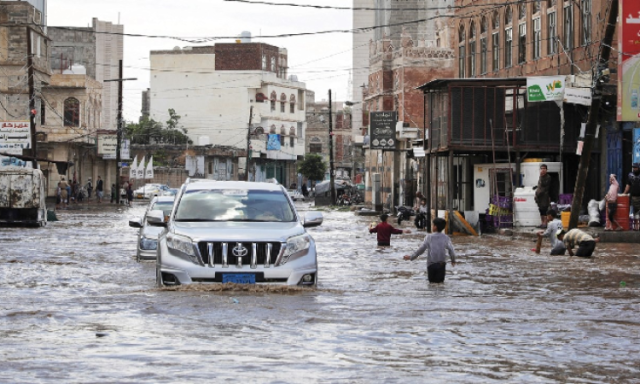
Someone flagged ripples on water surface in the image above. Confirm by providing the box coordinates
[0,204,639,383]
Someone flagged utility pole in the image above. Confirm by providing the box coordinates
[26,28,37,169]
[245,106,253,181]
[568,0,618,229]
[328,89,336,204]
[104,60,136,202]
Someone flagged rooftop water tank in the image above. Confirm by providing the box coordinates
[62,64,87,75]
[239,31,251,43]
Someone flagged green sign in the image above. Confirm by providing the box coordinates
[526,76,565,102]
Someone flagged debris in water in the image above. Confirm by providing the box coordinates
[231,298,239,304]
[95,332,109,338]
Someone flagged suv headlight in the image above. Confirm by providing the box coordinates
[140,237,157,250]
[166,233,197,260]
[279,234,311,265]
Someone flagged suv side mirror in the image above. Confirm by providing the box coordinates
[303,211,323,228]
[147,210,167,227]
[128,217,143,228]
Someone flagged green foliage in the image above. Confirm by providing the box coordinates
[125,109,191,145]
[297,154,327,182]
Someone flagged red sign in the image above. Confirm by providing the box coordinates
[618,0,640,121]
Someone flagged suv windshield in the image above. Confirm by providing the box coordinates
[174,189,295,222]
[151,201,174,217]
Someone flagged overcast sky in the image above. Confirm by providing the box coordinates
[47,0,353,122]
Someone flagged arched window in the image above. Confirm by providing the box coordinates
[64,97,80,127]
[270,91,277,112]
[470,21,476,39]
[505,7,513,24]
[458,24,465,43]
[289,94,296,113]
[481,16,488,34]
[253,126,265,135]
[289,126,296,147]
[280,126,286,146]
[519,3,526,20]
[458,24,466,77]
[309,137,322,153]
[280,93,287,113]
[493,11,500,29]
[469,21,477,77]
[533,0,541,14]
[270,125,276,134]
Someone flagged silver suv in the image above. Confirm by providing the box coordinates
[148,180,323,287]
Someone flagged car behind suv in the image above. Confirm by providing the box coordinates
[147,180,323,287]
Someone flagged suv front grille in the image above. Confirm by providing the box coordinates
[197,242,283,268]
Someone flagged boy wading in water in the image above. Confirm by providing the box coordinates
[403,218,457,283]
[369,213,411,247]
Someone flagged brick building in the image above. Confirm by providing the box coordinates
[358,0,455,208]
[417,0,617,220]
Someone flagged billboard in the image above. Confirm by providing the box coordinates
[617,0,640,121]
[526,76,565,102]
[97,134,117,158]
[369,111,397,150]
[0,121,31,155]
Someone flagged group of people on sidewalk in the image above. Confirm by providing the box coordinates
[55,176,136,209]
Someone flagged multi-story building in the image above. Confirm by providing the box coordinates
[358,0,455,208]
[0,1,51,164]
[48,18,124,131]
[418,0,615,218]
[351,0,375,140]
[305,93,354,181]
[149,39,308,186]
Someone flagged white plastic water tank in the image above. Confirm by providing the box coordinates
[62,64,87,75]
[520,162,562,188]
[513,187,542,227]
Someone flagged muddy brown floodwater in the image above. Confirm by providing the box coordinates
[1,202,639,383]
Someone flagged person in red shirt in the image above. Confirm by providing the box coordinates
[369,214,411,247]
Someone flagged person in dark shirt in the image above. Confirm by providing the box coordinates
[369,213,411,247]
[623,163,640,231]
[535,164,552,229]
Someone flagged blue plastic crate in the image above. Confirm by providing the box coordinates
[491,195,513,209]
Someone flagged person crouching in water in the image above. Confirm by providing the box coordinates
[557,228,600,257]
[403,217,456,283]
[369,213,411,247]
[537,209,566,255]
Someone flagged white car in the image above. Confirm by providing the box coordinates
[133,184,169,199]
[149,180,323,287]
[128,196,175,261]
[287,189,304,201]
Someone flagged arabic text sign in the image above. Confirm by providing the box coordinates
[618,0,640,121]
[97,134,117,157]
[564,87,592,106]
[0,121,31,155]
[370,111,397,150]
[526,76,565,102]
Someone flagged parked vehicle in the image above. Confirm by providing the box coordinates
[128,196,176,261]
[396,206,415,225]
[287,189,304,201]
[133,183,169,199]
[0,167,47,227]
[151,180,323,287]
[161,188,179,197]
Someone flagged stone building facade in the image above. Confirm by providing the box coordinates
[48,18,124,130]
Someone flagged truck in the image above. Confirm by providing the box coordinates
[0,167,47,226]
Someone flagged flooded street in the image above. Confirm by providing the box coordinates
[1,202,639,383]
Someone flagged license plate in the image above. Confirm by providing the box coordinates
[222,274,255,284]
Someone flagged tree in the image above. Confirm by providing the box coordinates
[297,154,327,183]
[125,109,191,145]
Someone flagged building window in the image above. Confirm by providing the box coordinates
[459,46,466,78]
[533,0,541,14]
[548,12,557,54]
[505,7,513,25]
[469,40,476,77]
[40,99,45,125]
[290,94,296,113]
[280,127,286,146]
[280,93,286,113]
[262,55,267,70]
[547,0,556,6]
[493,10,500,30]
[271,57,276,72]
[563,4,573,50]
[581,0,591,45]
[519,3,526,20]
[469,21,476,77]
[64,97,80,127]
[481,16,487,34]
[533,18,541,59]
[480,37,487,74]
[505,28,512,68]
[270,125,276,134]
[270,91,277,111]
[492,32,499,71]
[518,23,526,64]
[458,24,466,78]
[310,143,322,153]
